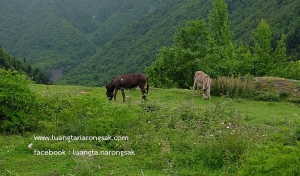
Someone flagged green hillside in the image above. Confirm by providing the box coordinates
[64,0,300,86]
[0,0,168,81]
[0,0,299,86]
[227,0,300,59]
[1,81,299,175]
[61,0,213,86]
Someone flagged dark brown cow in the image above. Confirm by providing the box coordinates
[106,73,149,102]
[192,71,211,99]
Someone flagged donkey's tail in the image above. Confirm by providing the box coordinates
[146,77,149,94]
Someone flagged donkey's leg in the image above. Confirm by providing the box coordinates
[121,89,125,102]
[114,89,119,101]
[202,85,206,99]
[139,85,147,100]
[192,81,196,95]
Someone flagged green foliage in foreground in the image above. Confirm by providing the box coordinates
[0,83,299,175]
[0,69,38,133]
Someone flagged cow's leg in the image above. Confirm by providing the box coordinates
[114,89,119,101]
[121,89,125,102]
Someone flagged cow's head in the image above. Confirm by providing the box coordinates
[106,84,114,100]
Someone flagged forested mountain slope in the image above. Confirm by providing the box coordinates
[0,0,299,86]
[227,0,300,59]
[0,46,51,84]
[0,0,101,68]
[61,0,213,86]
[0,0,167,83]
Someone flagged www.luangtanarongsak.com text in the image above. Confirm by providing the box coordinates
[33,135,128,142]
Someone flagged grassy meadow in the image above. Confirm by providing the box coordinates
[1,81,300,175]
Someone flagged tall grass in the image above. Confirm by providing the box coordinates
[211,76,257,99]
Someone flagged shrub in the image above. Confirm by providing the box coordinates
[253,91,281,101]
[281,60,300,80]
[0,69,38,133]
[288,97,300,104]
[211,76,257,98]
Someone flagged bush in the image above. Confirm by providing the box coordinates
[211,76,257,98]
[0,69,38,133]
[253,91,281,101]
[288,97,300,104]
[281,60,300,80]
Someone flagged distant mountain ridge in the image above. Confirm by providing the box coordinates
[0,0,299,86]
[0,0,169,85]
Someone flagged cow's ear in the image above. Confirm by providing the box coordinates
[106,84,109,89]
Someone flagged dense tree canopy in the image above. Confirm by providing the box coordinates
[146,0,298,88]
[147,0,235,88]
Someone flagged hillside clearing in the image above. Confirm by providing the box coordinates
[0,82,299,175]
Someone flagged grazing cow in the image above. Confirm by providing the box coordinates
[106,73,149,102]
[192,71,211,99]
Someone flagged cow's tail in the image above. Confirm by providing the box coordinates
[146,77,149,94]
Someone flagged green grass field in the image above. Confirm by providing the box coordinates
[1,84,299,175]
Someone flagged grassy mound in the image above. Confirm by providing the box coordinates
[256,77,300,102]
[211,76,300,102]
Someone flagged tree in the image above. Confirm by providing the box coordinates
[146,20,210,88]
[270,34,289,76]
[146,0,238,88]
[273,34,288,64]
[235,43,254,75]
[286,23,300,61]
[207,0,236,77]
[252,18,272,76]
[208,0,233,46]
[175,20,210,53]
